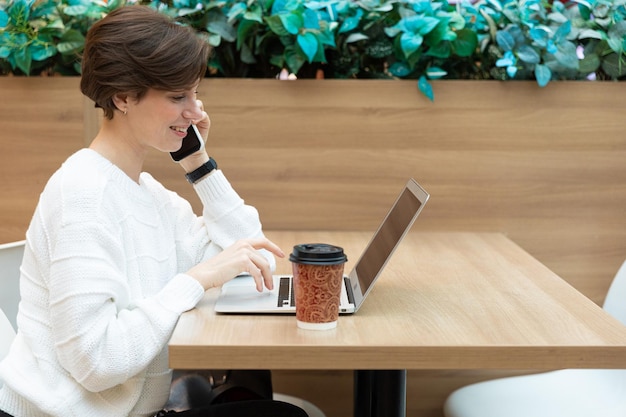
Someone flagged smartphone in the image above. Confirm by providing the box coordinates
[170,124,205,162]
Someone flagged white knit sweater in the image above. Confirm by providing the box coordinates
[0,149,272,417]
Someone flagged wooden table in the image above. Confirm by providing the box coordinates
[169,231,626,417]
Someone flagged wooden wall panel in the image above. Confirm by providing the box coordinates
[1,77,625,417]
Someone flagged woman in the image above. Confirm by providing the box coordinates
[0,6,306,417]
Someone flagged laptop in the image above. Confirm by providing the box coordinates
[214,178,430,314]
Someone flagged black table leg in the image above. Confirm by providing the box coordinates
[354,370,406,417]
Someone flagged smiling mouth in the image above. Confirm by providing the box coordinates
[171,126,187,133]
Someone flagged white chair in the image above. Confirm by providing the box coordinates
[273,393,326,417]
[0,240,26,331]
[444,260,626,417]
[0,307,17,388]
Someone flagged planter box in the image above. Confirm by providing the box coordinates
[2,75,625,308]
[1,77,625,417]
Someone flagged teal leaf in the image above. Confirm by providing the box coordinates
[529,27,549,47]
[389,61,412,77]
[426,66,447,79]
[339,10,363,33]
[553,21,571,44]
[297,32,318,62]
[554,42,579,70]
[64,5,88,16]
[303,8,319,29]
[227,2,247,21]
[496,30,515,52]
[418,75,434,102]
[400,32,423,58]
[0,10,8,28]
[30,43,56,61]
[403,15,440,36]
[345,33,368,43]
[534,64,551,87]
[506,65,517,78]
[517,45,540,64]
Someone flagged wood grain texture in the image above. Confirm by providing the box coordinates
[169,232,626,370]
[1,77,625,417]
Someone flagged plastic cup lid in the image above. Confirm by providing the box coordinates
[289,243,348,265]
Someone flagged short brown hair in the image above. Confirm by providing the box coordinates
[80,6,211,120]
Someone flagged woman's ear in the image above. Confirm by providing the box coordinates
[112,93,129,115]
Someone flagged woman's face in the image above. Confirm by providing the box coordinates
[126,85,203,154]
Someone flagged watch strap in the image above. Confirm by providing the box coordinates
[185,157,218,184]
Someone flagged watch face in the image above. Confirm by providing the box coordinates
[170,125,205,161]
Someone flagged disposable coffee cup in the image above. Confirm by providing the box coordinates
[289,243,348,330]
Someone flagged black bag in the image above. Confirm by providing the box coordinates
[164,370,273,411]
[160,370,307,417]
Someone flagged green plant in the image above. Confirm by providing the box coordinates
[1,0,625,100]
[0,0,123,75]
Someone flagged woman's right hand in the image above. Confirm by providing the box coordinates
[185,237,285,292]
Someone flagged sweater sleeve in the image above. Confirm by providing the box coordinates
[170,169,276,271]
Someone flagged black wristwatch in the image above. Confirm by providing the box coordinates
[185,157,218,184]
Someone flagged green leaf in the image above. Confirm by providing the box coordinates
[279,12,303,35]
[426,41,451,58]
[57,29,84,54]
[207,18,237,43]
[452,29,477,57]
[578,52,600,73]
[236,19,256,50]
[607,21,626,54]
[240,42,256,64]
[284,44,306,73]
[265,15,290,36]
[601,53,626,78]
[14,47,32,75]
[244,3,264,24]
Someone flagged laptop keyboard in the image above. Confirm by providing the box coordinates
[277,276,295,308]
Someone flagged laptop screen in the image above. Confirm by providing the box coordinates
[351,181,428,307]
